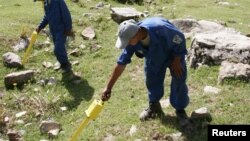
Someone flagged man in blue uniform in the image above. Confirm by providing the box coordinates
[35,0,80,80]
[101,17,189,125]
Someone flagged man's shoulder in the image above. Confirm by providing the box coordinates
[140,17,170,28]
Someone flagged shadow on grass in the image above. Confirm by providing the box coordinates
[61,76,94,110]
[160,114,208,141]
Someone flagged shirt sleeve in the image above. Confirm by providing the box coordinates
[117,45,136,65]
[59,0,72,31]
[38,15,48,30]
[38,1,48,30]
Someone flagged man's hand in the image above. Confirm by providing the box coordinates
[35,27,41,34]
[101,88,112,101]
[170,56,182,78]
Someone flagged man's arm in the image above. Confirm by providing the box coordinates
[168,33,187,78]
[36,1,48,33]
[170,56,182,78]
[101,64,126,101]
[36,14,48,33]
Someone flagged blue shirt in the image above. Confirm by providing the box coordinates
[38,0,72,32]
[117,17,187,74]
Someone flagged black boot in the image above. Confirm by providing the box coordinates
[60,62,72,73]
[62,70,82,81]
[175,109,190,127]
[139,102,163,121]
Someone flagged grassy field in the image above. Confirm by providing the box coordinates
[0,0,250,141]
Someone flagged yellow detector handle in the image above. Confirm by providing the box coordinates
[22,31,38,65]
[85,99,104,120]
[69,99,104,141]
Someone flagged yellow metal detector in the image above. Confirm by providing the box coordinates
[21,31,38,65]
[69,99,104,141]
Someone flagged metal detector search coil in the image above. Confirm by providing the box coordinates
[69,99,104,141]
[85,99,104,120]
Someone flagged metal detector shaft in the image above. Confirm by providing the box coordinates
[69,99,104,141]
[69,118,90,141]
[22,31,38,65]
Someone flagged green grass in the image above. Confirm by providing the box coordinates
[0,0,250,141]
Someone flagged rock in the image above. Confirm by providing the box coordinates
[188,30,250,68]
[110,7,142,23]
[7,130,23,141]
[191,107,212,122]
[90,43,101,52]
[53,62,60,70]
[48,129,60,139]
[218,61,250,84]
[69,48,80,57]
[163,135,174,141]
[71,61,79,66]
[103,134,116,141]
[152,132,161,140]
[160,98,170,108]
[81,27,95,40]
[39,120,61,134]
[204,86,221,94]
[42,61,53,68]
[96,2,104,9]
[171,132,184,141]
[129,124,137,137]
[171,19,225,37]
[2,52,22,68]
[4,116,9,123]
[15,111,27,118]
[60,107,67,112]
[47,77,57,85]
[4,70,34,89]
[218,2,230,6]
[14,120,25,125]
[12,37,29,52]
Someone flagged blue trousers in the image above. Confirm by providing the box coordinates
[51,30,70,71]
[144,57,189,110]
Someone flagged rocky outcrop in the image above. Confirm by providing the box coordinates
[188,30,250,68]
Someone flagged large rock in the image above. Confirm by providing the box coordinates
[171,19,225,39]
[110,7,142,23]
[218,61,250,84]
[188,30,250,68]
[4,70,34,89]
[2,52,22,68]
